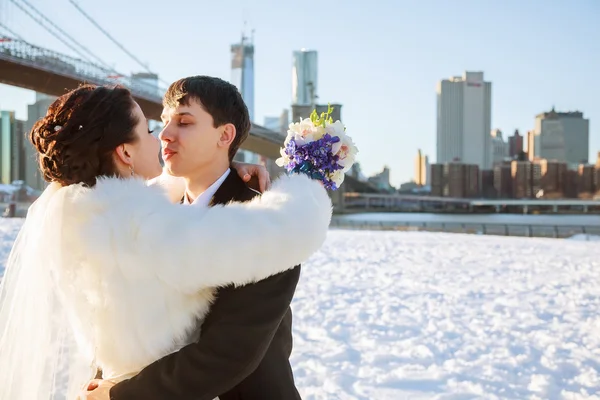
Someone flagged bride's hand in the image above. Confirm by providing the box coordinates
[232,161,271,192]
[78,379,115,399]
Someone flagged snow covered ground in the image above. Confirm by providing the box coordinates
[1,220,600,399]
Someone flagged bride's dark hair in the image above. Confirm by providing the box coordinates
[30,84,140,187]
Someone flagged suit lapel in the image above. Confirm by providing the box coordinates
[209,167,247,207]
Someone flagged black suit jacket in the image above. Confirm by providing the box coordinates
[110,169,302,400]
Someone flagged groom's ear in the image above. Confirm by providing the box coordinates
[218,123,236,149]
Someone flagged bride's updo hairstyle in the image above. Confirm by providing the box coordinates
[30,84,139,187]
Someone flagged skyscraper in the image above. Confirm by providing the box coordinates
[231,33,255,121]
[0,110,26,184]
[538,159,567,198]
[529,108,589,166]
[436,71,492,169]
[367,166,394,192]
[578,163,595,196]
[292,50,318,106]
[490,129,509,166]
[526,130,536,161]
[508,129,524,158]
[511,160,542,199]
[414,149,429,186]
[25,93,56,190]
[429,161,480,198]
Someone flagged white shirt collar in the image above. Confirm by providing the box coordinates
[183,168,231,207]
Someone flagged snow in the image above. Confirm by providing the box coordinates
[292,230,600,399]
[568,234,600,242]
[1,219,600,399]
[334,212,600,227]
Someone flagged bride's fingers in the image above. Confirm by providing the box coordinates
[86,379,102,391]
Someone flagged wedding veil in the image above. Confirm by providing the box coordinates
[0,183,96,400]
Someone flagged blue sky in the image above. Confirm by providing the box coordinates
[0,0,599,185]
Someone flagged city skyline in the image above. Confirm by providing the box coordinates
[436,71,492,170]
[230,32,255,122]
[292,49,318,107]
[0,0,598,186]
[530,109,590,166]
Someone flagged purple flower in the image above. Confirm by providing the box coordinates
[283,135,345,190]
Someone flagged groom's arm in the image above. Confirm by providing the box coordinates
[109,266,300,400]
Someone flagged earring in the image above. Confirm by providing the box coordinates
[129,165,134,177]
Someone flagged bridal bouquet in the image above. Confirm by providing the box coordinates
[276,105,358,190]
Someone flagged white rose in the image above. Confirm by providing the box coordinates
[286,119,321,145]
[328,120,346,136]
[327,121,347,154]
[275,148,290,167]
[331,170,346,187]
[284,122,303,145]
[339,136,358,172]
[284,132,294,146]
[298,118,314,138]
[313,125,326,140]
[329,129,357,171]
[293,134,308,146]
[289,121,302,134]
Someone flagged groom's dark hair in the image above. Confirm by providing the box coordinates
[163,76,251,161]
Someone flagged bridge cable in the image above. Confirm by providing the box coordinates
[8,0,101,65]
[68,0,154,74]
[0,21,23,40]
[10,0,114,71]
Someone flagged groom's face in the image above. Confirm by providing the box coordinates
[159,99,225,177]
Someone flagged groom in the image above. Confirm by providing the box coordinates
[87,76,302,400]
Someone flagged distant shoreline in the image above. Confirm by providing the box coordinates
[332,212,600,239]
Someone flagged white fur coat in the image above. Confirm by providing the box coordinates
[42,173,331,380]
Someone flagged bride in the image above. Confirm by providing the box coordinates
[0,85,332,399]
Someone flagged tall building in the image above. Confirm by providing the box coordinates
[231,33,255,121]
[0,111,26,184]
[595,152,600,193]
[511,160,542,199]
[436,71,492,170]
[578,164,595,196]
[490,129,509,166]
[494,162,513,198]
[414,149,429,186]
[464,164,480,198]
[348,162,366,182]
[430,164,444,196]
[292,49,318,106]
[508,129,524,158]
[526,130,536,161]
[538,159,567,198]
[529,108,589,165]
[279,108,289,134]
[430,162,479,198]
[565,170,579,198]
[481,169,496,198]
[231,33,260,166]
[25,94,57,190]
[368,166,394,192]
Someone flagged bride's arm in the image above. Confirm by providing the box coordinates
[133,174,330,292]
